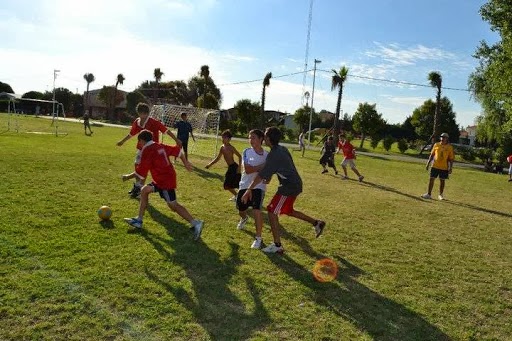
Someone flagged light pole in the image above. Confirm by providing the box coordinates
[307,59,321,144]
[52,69,60,117]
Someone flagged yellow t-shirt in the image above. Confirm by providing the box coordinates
[431,142,454,170]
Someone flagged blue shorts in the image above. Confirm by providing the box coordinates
[430,167,449,180]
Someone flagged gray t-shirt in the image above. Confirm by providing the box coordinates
[258,145,302,196]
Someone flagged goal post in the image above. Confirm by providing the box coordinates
[149,103,221,158]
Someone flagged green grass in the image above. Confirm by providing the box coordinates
[1,114,511,340]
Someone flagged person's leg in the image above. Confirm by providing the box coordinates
[427,178,435,195]
[439,179,445,195]
[342,165,348,177]
[168,201,194,223]
[253,209,263,239]
[267,211,281,244]
[137,185,153,219]
[228,188,237,196]
[288,209,316,224]
[352,166,362,177]
[122,172,137,182]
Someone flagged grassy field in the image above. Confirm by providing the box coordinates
[1,113,511,340]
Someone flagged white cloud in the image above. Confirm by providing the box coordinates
[366,42,456,66]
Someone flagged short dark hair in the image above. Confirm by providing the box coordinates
[138,129,153,142]
[221,129,233,139]
[264,126,281,146]
[136,103,150,114]
[249,129,264,140]
[181,112,187,118]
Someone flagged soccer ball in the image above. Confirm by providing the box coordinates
[97,205,112,220]
[313,258,339,282]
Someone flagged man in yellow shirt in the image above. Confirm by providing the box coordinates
[421,132,455,200]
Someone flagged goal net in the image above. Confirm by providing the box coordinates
[149,104,221,159]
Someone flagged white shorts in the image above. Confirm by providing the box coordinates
[509,164,512,175]
[341,158,356,169]
[134,149,142,165]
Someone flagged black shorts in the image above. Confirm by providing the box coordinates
[150,183,177,203]
[320,154,335,167]
[430,167,449,180]
[224,163,241,190]
[236,188,265,211]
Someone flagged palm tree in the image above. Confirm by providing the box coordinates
[261,72,272,127]
[153,68,164,103]
[111,73,125,120]
[331,66,349,137]
[199,65,210,108]
[83,73,95,116]
[419,71,443,155]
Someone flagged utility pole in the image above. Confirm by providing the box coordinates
[52,69,60,117]
[308,59,321,144]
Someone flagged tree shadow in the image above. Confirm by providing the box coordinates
[443,199,512,218]
[264,236,451,340]
[361,181,427,202]
[141,205,270,340]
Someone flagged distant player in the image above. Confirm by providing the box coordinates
[507,154,512,182]
[320,136,338,174]
[242,126,326,254]
[174,112,195,160]
[83,112,93,135]
[337,134,364,181]
[117,103,180,198]
[236,129,268,249]
[123,130,204,240]
[421,132,455,200]
[205,129,242,201]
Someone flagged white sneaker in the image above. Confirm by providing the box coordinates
[314,220,326,238]
[262,242,284,254]
[421,193,432,199]
[237,216,248,230]
[229,196,236,201]
[192,220,204,240]
[251,238,262,249]
[124,217,142,229]
[438,194,444,201]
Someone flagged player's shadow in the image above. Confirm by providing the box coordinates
[141,205,271,340]
[361,180,427,202]
[190,166,224,181]
[443,199,512,218]
[265,242,451,340]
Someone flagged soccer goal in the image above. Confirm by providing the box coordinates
[149,104,221,158]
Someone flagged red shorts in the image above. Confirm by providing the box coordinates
[267,194,297,215]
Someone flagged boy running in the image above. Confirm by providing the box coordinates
[236,129,268,249]
[241,126,326,254]
[320,136,338,174]
[337,134,364,181]
[123,130,204,240]
[205,129,242,201]
[117,102,180,198]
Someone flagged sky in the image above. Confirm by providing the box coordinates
[0,0,499,128]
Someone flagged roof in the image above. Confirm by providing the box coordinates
[0,92,59,104]
[0,92,22,99]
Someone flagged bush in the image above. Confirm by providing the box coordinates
[397,139,408,154]
[370,137,381,150]
[458,147,476,162]
[475,148,493,163]
[382,135,394,152]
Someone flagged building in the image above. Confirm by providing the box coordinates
[83,88,128,119]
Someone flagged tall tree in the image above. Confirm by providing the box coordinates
[188,76,222,108]
[261,72,272,128]
[468,0,512,155]
[109,73,125,120]
[153,68,164,103]
[83,73,95,115]
[352,102,386,148]
[293,105,318,132]
[331,66,349,138]
[199,65,210,108]
[234,99,261,134]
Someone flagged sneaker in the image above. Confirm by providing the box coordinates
[130,185,141,198]
[193,220,204,241]
[438,194,444,201]
[421,193,432,199]
[251,238,262,249]
[128,183,137,194]
[262,242,284,254]
[314,220,326,238]
[229,195,236,201]
[322,169,328,174]
[124,217,142,229]
[335,170,339,175]
[341,175,349,180]
[237,216,248,230]
[358,175,364,182]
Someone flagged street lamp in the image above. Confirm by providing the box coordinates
[308,59,321,144]
[52,69,60,117]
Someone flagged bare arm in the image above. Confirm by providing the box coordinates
[426,154,434,170]
[233,147,242,172]
[205,148,223,169]
[117,134,132,146]
[166,130,182,147]
[180,152,193,171]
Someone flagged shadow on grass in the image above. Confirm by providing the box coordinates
[190,165,224,181]
[361,180,426,202]
[141,204,270,340]
[267,225,451,340]
[99,219,115,229]
[443,199,512,218]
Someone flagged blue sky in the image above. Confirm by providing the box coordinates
[0,0,498,127]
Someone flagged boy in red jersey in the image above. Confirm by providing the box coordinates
[241,126,325,254]
[123,130,204,240]
[117,103,181,198]
[337,134,364,182]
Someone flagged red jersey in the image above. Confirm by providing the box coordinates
[135,142,181,190]
[338,140,356,159]
[130,117,168,149]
